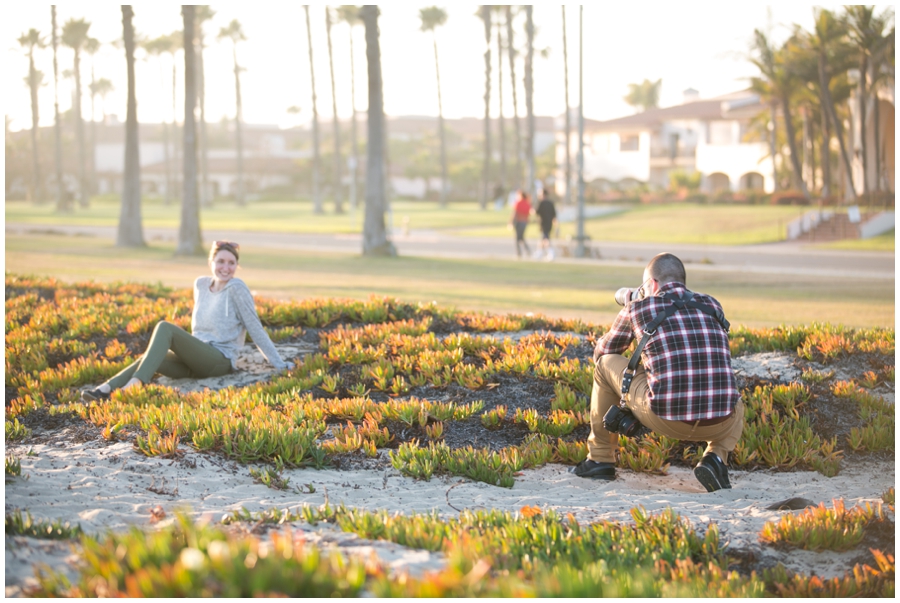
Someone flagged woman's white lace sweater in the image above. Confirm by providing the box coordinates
[191,276,287,370]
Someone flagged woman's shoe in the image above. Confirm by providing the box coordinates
[81,387,110,402]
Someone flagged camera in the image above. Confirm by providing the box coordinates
[602,405,644,437]
[614,287,644,306]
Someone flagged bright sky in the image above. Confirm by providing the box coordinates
[4,2,844,133]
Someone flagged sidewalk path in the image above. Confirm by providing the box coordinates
[6,222,894,280]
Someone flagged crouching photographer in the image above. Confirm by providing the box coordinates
[570,253,744,492]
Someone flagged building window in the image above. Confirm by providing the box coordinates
[709,121,734,145]
[620,135,639,152]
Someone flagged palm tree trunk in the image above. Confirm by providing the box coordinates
[780,91,810,198]
[73,49,88,207]
[480,5,491,210]
[818,52,856,199]
[117,5,145,247]
[51,7,67,212]
[496,18,506,199]
[562,6,571,206]
[28,54,42,203]
[172,61,179,202]
[326,9,343,214]
[361,5,394,256]
[505,6,522,189]
[159,64,172,205]
[857,55,869,198]
[872,79,882,192]
[433,34,448,207]
[89,60,97,197]
[304,6,322,214]
[524,6,535,201]
[177,5,203,255]
[198,33,211,206]
[348,25,359,212]
[233,45,245,206]
[820,106,831,198]
[768,103,778,192]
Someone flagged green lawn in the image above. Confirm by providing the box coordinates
[813,229,896,252]
[5,232,894,329]
[8,198,811,245]
[455,203,809,245]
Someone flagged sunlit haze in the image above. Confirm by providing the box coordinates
[5,2,840,132]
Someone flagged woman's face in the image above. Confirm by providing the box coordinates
[209,249,238,284]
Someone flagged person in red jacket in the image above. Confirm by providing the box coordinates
[509,190,533,258]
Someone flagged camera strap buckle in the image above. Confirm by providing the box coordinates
[620,367,635,402]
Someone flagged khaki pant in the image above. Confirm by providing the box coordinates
[588,354,744,464]
[104,321,232,390]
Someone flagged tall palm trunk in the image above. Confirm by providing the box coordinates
[857,54,869,197]
[433,31,447,206]
[780,92,809,198]
[198,31,210,206]
[325,9,343,214]
[562,6,571,206]
[304,6,322,214]
[820,106,831,198]
[818,51,856,199]
[27,51,42,203]
[496,16,506,198]
[171,59,179,202]
[177,5,203,255]
[361,5,394,256]
[765,104,778,191]
[89,58,97,197]
[872,75,882,192]
[117,6,145,247]
[348,24,359,211]
[51,7,66,212]
[505,6,522,188]
[73,47,88,207]
[157,61,172,205]
[232,43,245,206]
[524,6,535,201]
[480,5,491,210]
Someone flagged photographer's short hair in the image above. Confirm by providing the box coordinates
[647,253,686,285]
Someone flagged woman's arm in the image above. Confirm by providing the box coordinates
[229,282,289,370]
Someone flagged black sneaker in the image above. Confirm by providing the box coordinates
[81,387,110,402]
[693,453,732,492]
[569,459,616,480]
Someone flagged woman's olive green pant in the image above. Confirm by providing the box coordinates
[104,321,232,390]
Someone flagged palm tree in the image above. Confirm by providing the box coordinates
[505,6,522,189]
[493,6,506,200]
[869,19,894,192]
[117,5,145,248]
[18,28,45,204]
[361,5,394,256]
[195,6,215,206]
[337,5,362,212]
[90,78,114,122]
[418,6,449,206]
[479,5,491,210]
[304,5,323,214]
[177,5,203,255]
[325,8,344,214]
[623,78,662,112]
[142,36,174,205]
[561,6,571,206]
[524,5,535,201]
[218,19,247,206]
[749,29,809,198]
[50,7,66,212]
[84,36,100,196]
[61,17,91,207]
[806,9,857,199]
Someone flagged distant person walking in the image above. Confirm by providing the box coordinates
[510,190,532,258]
[81,241,290,400]
[535,189,557,260]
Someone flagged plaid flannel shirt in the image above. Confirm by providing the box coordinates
[593,282,739,421]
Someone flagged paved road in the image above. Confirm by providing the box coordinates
[7,222,894,280]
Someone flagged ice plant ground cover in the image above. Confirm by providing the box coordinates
[4,275,895,597]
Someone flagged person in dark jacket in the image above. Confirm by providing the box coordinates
[535,189,557,260]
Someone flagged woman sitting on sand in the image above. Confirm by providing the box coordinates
[82,241,290,400]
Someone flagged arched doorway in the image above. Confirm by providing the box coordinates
[740,172,765,191]
[707,172,730,193]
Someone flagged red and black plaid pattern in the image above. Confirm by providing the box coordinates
[593,282,739,421]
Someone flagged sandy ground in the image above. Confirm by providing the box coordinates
[4,346,896,596]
